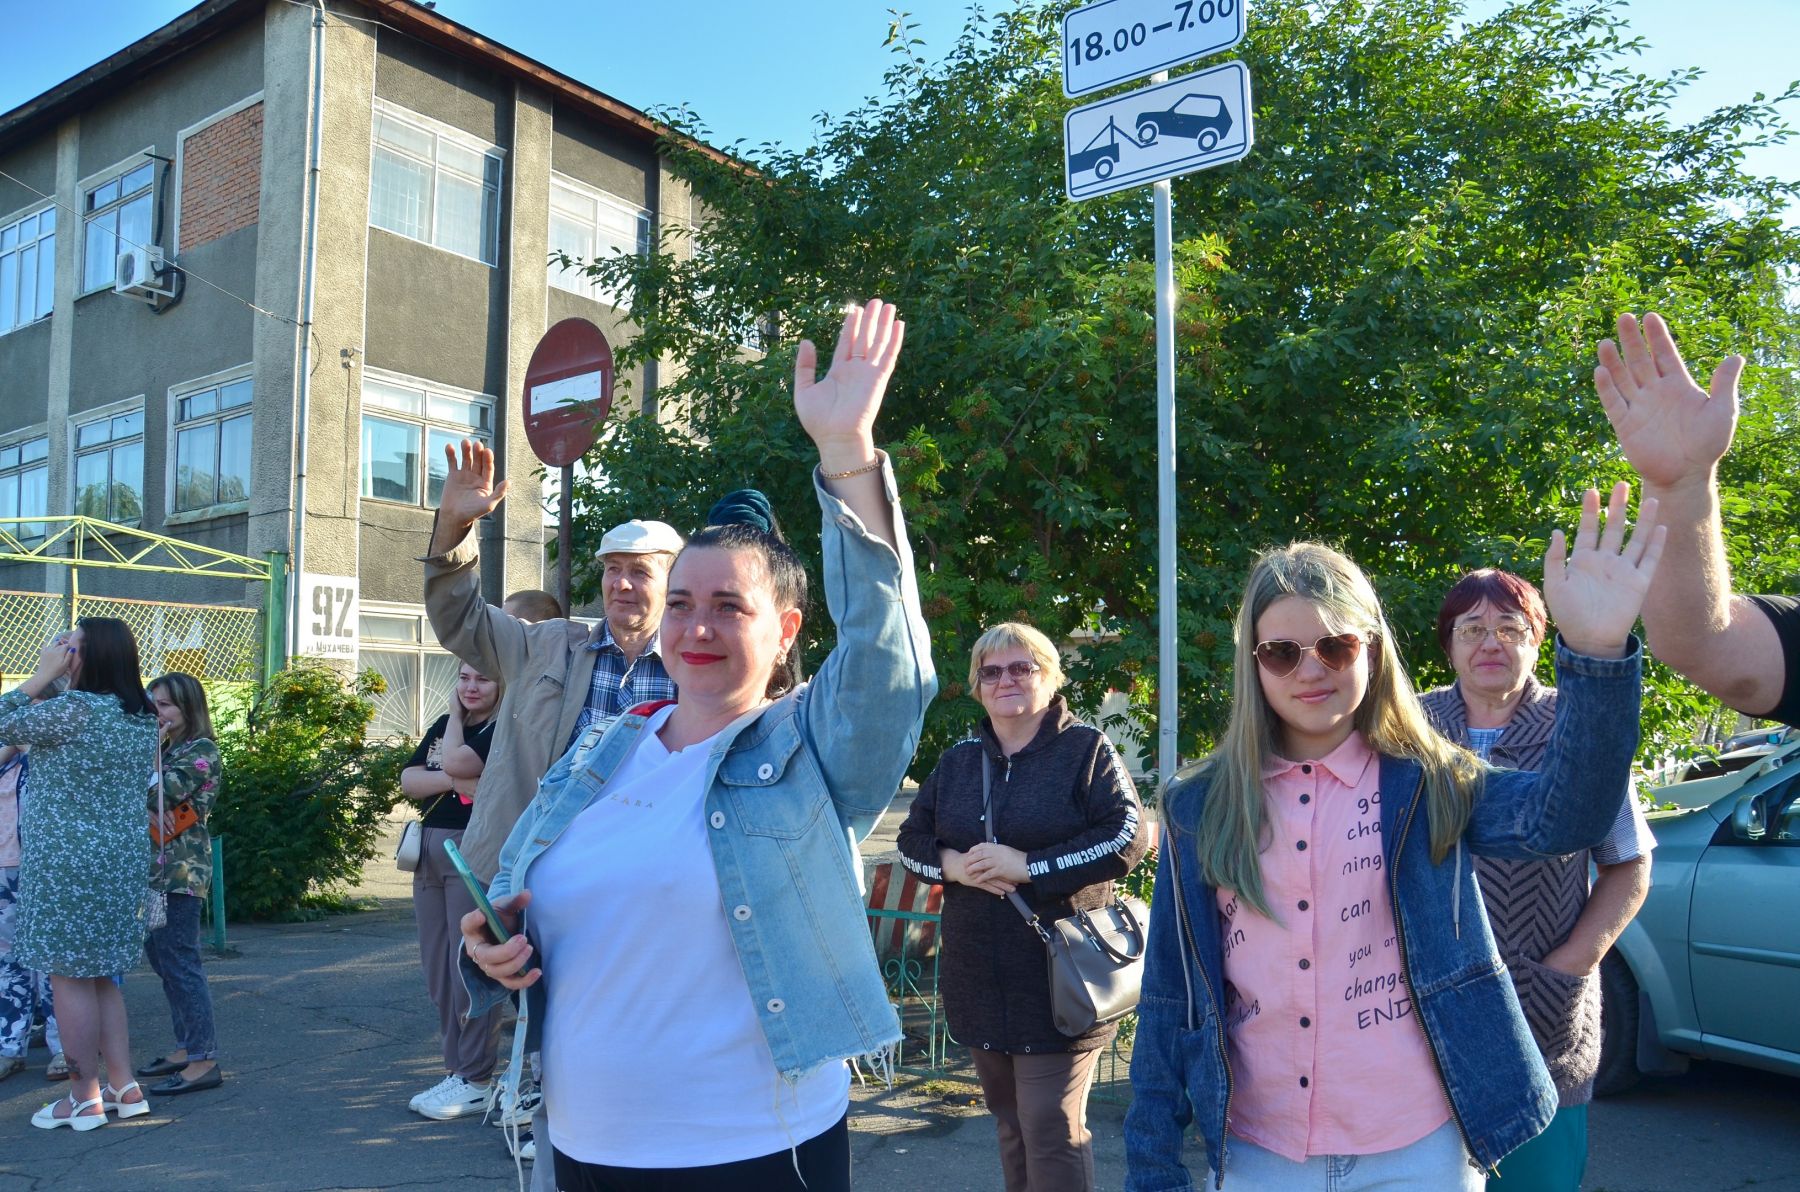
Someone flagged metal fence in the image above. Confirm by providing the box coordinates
[0,589,263,690]
[0,514,286,691]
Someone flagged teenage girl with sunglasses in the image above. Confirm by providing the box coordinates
[1124,484,1662,1191]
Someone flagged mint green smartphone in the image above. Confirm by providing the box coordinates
[442,838,512,945]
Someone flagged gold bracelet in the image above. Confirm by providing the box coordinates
[821,451,885,480]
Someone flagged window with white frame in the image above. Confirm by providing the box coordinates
[0,435,49,540]
[369,103,503,265]
[73,409,144,523]
[360,374,494,508]
[82,162,154,293]
[0,207,55,333]
[359,607,460,738]
[548,175,651,307]
[173,375,253,512]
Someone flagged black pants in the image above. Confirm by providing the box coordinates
[551,1113,850,1192]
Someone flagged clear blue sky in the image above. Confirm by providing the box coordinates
[1,0,1794,186]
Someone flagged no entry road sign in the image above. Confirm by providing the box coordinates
[1062,0,1247,98]
[1064,59,1253,201]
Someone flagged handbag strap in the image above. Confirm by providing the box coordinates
[153,737,168,863]
[983,754,1055,944]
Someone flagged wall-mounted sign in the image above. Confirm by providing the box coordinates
[296,573,359,662]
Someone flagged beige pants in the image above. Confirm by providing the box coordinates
[971,1046,1103,1192]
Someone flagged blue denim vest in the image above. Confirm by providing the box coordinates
[1123,639,1642,1190]
[461,466,937,1081]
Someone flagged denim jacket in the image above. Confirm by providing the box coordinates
[1123,638,1642,1190]
[460,462,936,1081]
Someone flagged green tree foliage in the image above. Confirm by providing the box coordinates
[210,663,409,919]
[568,0,1800,775]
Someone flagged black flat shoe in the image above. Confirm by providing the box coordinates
[149,1069,223,1096]
[135,1056,184,1078]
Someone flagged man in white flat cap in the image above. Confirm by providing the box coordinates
[423,440,682,888]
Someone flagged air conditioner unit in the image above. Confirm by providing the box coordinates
[115,246,175,300]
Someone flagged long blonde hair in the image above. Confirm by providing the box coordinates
[1190,542,1484,919]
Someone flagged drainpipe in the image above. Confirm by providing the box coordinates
[289,0,327,659]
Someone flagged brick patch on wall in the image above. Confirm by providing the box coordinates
[180,101,262,252]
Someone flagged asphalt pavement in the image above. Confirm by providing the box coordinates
[0,809,1794,1190]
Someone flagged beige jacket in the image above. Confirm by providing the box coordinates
[422,526,601,882]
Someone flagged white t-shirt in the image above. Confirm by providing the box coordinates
[528,704,850,1167]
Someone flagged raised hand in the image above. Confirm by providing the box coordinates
[437,439,510,533]
[793,299,905,472]
[1594,313,1743,493]
[33,632,76,684]
[1542,482,1666,659]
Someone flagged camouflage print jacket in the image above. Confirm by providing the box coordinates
[149,737,222,899]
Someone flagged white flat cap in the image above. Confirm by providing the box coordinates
[595,519,685,558]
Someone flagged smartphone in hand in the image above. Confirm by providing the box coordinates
[442,838,512,945]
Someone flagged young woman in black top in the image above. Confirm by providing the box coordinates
[403,662,502,1119]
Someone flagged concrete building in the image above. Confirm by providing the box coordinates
[0,0,711,735]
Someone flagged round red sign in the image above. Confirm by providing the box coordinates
[523,318,613,468]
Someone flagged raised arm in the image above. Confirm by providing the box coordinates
[1594,313,1783,714]
[1469,483,1661,856]
[0,635,91,747]
[793,300,937,829]
[421,440,531,682]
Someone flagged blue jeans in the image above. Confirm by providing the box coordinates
[1220,1121,1484,1191]
[143,892,218,1061]
[0,864,57,1058]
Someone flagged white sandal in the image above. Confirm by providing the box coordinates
[31,1093,106,1131]
[103,1081,151,1119]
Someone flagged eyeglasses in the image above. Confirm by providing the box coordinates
[1253,633,1365,678]
[1451,623,1532,646]
[977,661,1041,684]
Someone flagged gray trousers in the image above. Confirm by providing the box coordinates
[414,827,503,1082]
[971,1046,1103,1192]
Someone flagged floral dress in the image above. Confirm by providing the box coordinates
[0,690,159,977]
[150,738,222,899]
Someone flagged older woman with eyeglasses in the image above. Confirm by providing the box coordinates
[1418,569,1655,1192]
[898,622,1147,1192]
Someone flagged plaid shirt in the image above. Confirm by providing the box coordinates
[565,620,676,748]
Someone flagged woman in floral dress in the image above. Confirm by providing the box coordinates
[136,672,226,1098]
[0,619,158,1130]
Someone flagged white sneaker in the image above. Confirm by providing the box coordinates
[408,1074,459,1113]
[413,1075,494,1120]
[490,1081,541,1128]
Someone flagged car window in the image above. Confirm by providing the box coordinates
[1773,785,1800,842]
[1175,96,1222,117]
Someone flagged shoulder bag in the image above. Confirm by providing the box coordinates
[982,755,1148,1036]
[395,794,448,873]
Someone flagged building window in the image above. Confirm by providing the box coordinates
[0,435,49,541]
[173,376,253,511]
[359,375,494,508]
[359,608,460,738]
[83,162,154,293]
[0,207,55,333]
[369,103,503,265]
[548,175,650,307]
[73,410,144,524]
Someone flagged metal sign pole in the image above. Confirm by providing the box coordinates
[1152,75,1179,793]
[558,464,574,615]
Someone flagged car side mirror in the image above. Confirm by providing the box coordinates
[1731,791,1766,842]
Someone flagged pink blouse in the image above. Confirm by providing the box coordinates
[1216,732,1448,1161]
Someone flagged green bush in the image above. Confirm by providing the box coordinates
[209,662,411,920]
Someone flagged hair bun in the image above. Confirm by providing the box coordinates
[706,488,776,535]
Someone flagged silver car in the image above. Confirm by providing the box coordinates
[1598,733,1800,1093]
